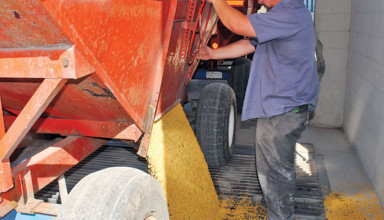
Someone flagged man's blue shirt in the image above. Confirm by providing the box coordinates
[242,0,319,120]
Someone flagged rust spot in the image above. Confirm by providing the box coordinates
[13,11,20,19]
[82,82,116,99]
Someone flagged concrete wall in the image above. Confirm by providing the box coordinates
[344,0,384,206]
[309,0,351,127]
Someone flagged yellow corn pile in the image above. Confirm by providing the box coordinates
[147,103,266,219]
[220,197,268,219]
[147,103,222,219]
[324,188,384,219]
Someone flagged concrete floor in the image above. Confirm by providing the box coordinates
[299,127,374,196]
[300,127,384,217]
[234,116,384,212]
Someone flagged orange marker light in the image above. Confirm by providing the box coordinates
[212,43,219,49]
[226,0,244,6]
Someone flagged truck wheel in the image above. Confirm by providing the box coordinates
[230,57,251,113]
[58,167,169,220]
[195,83,236,167]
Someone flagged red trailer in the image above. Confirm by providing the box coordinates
[0,0,258,218]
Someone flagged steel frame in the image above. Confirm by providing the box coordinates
[0,45,94,79]
[0,0,246,216]
[3,116,142,141]
[0,136,107,216]
[0,0,179,215]
[0,43,104,216]
[137,0,178,157]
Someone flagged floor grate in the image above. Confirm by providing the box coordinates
[209,143,327,219]
[35,142,327,219]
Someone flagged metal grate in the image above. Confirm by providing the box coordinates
[35,142,327,219]
[209,143,327,219]
[209,154,261,200]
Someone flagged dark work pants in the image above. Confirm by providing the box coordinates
[255,109,308,220]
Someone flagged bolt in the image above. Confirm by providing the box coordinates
[63,57,69,68]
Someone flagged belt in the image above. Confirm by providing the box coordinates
[293,104,311,114]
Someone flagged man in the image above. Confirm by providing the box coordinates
[197,0,319,219]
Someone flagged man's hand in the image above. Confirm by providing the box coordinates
[196,44,214,60]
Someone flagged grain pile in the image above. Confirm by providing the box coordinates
[147,105,267,220]
[147,104,222,219]
[147,104,267,219]
[324,186,384,219]
[220,197,267,219]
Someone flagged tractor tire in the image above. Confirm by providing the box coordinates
[230,57,251,113]
[57,167,169,220]
[195,83,236,167]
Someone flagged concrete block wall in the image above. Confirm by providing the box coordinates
[344,0,384,206]
[309,0,351,127]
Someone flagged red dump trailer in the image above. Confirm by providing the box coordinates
[0,0,258,218]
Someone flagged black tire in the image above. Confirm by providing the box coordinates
[195,83,236,167]
[230,57,251,113]
[58,167,169,220]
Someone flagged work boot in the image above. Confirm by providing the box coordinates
[251,194,265,205]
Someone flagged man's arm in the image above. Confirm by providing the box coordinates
[209,0,257,37]
[197,39,255,60]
